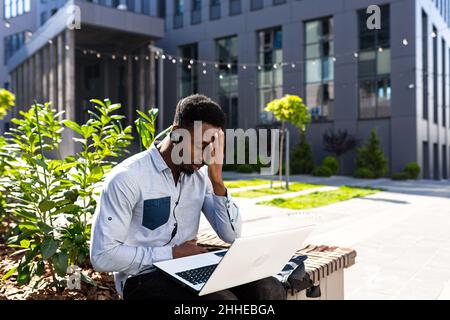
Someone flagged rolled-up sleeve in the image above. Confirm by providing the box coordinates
[202,179,242,244]
[90,170,173,275]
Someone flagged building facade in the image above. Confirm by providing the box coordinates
[1,0,450,179]
[156,0,450,179]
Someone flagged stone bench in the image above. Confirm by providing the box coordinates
[197,232,357,300]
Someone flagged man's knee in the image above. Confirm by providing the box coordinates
[251,277,287,300]
[204,290,238,300]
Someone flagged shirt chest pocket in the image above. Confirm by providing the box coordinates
[142,197,171,231]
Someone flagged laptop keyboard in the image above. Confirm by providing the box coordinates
[176,264,218,285]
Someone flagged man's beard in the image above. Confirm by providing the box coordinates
[180,164,195,176]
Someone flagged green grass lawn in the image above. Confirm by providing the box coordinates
[258,186,380,209]
[224,179,273,189]
[231,182,323,198]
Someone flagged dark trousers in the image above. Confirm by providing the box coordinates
[123,270,286,300]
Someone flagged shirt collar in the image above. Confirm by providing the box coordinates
[149,143,170,173]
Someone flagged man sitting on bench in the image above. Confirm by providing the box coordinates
[90,94,286,300]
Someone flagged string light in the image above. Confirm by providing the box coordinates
[402,38,409,46]
[242,65,247,70]
[378,47,384,53]
[65,45,70,51]
[227,63,232,69]
[432,31,437,38]
[48,39,53,45]
[354,52,359,58]
[96,53,101,59]
[123,55,128,61]
[145,56,150,60]
[134,56,139,61]
[190,59,194,65]
[172,58,177,64]
[215,63,219,68]
[161,54,166,60]
[112,55,116,60]
[202,62,207,67]
[291,63,296,68]
[203,69,207,75]
[4,21,11,28]
[219,74,223,79]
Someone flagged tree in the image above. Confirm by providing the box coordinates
[291,132,314,174]
[0,88,15,120]
[323,129,358,173]
[265,95,311,187]
[355,128,388,178]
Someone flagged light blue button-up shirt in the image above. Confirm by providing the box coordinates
[90,144,242,295]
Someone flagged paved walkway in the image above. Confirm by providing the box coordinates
[200,174,450,300]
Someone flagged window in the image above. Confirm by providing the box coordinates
[433,26,438,124]
[443,145,448,179]
[179,44,198,98]
[191,0,202,24]
[4,0,31,19]
[423,11,429,120]
[433,143,439,179]
[174,0,184,28]
[216,36,238,128]
[423,141,430,179]
[4,32,26,65]
[250,0,263,11]
[210,0,220,20]
[229,0,241,16]
[257,27,283,124]
[305,17,335,121]
[443,39,446,127]
[358,5,391,119]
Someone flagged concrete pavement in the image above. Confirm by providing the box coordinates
[200,174,450,300]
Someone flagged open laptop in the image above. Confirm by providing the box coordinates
[153,224,315,296]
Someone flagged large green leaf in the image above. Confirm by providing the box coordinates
[53,252,68,277]
[41,237,58,260]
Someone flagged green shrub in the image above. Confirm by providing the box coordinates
[353,168,375,179]
[403,162,421,179]
[355,129,388,178]
[322,156,339,175]
[291,133,315,174]
[1,99,134,291]
[312,166,333,177]
[392,172,410,180]
[237,164,254,174]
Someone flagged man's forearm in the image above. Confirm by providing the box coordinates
[211,180,227,197]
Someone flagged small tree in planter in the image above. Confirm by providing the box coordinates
[323,129,358,174]
[354,128,388,179]
[265,95,311,187]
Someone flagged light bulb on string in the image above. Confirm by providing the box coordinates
[219,74,224,79]
[354,52,359,58]
[96,53,101,59]
[215,63,219,69]
[202,62,207,67]
[190,59,194,65]
[291,63,296,68]
[112,55,116,60]
[172,59,177,64]
[82,50,87,55]
[378,47,383,53]
[402,38,409,46]
[187,65,192,69]
[432,31,437,38]
[48,39,53,45]
[179,58,183,63]
[257,65,262,71]
[227,63,232,69]
[203,69,207,75]
[4,21,11,28]
[242,65,247,70]
[123,55,128,61]
[161,54,166,60]
[65,45,70,51]
[135,56,139,61]
[146,56,150,60]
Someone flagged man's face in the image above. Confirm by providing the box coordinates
[178,123,221,175]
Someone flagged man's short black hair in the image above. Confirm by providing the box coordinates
[174,94,225,129]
